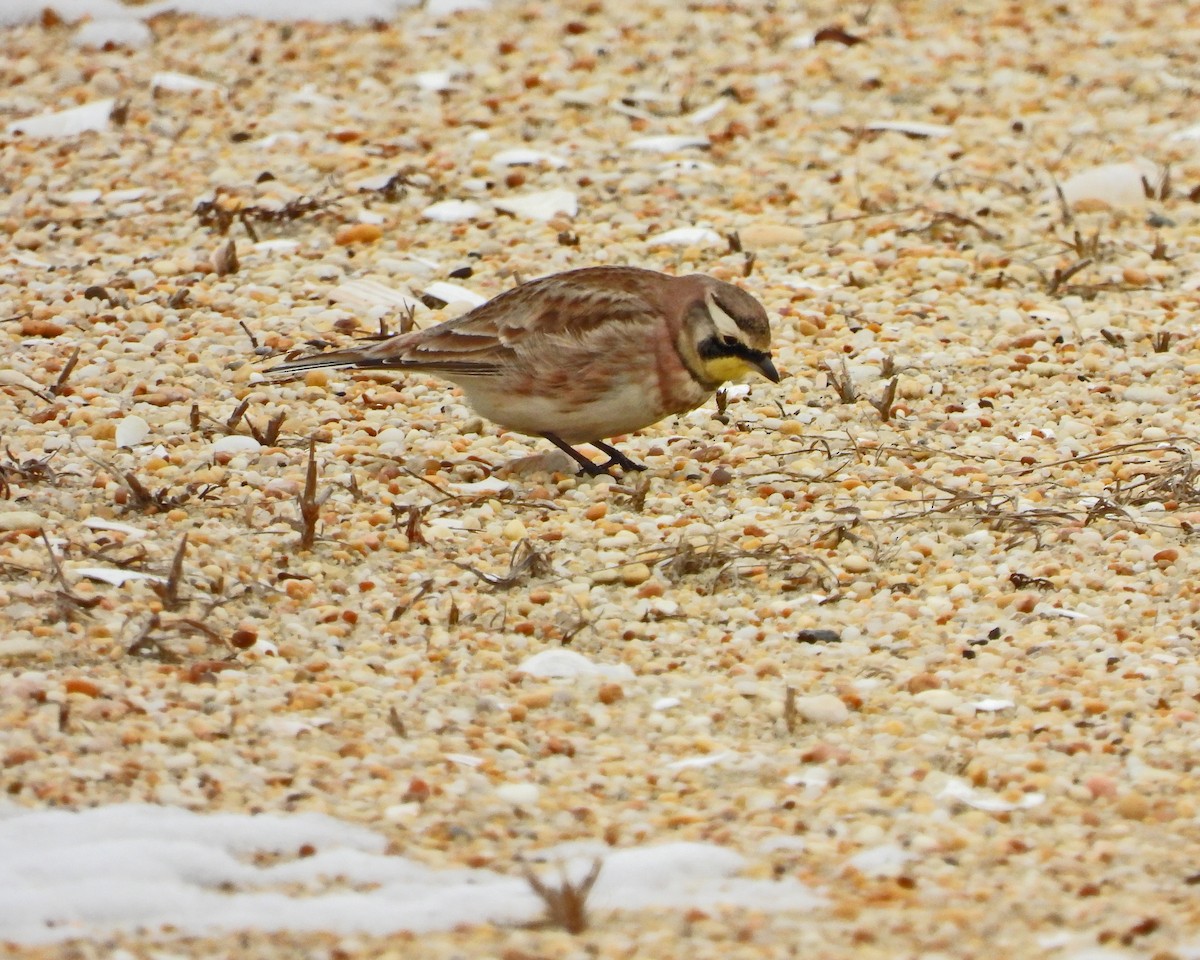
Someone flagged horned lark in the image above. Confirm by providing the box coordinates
[272,266,780,476]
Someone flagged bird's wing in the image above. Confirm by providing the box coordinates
[353,268,660,374]
[272,267,662,378]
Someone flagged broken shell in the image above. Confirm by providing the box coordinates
[518,649,635,680]
[645,226,722,247]
[72,567,167,587]
[6,100,115,139]
[330,279,422,314]
[627,134,710,152]
[151,72,226,97]
[494,189,578,220]
[490,148,567,169]
[422,200,485,222]
[865,120,952,138]
[115,416,150,449]
[211,436,262,456]
[1059,159,1162,207]
[424,281,487,308]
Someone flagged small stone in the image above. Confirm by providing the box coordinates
[503,519,527,541]
[0,511,43,532]
[621,562,652,586]
[19,317,65,338]
[913,689,961,713]
[906,673,940,694]
[1115,792,1151,821]
[335,223,384,245]
[796,629,841,644]
[843,554,872,574]
[597,682,624,704]
[519,689,554,710]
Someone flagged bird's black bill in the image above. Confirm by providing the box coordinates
[756,356,781,383]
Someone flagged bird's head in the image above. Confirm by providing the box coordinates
[678,278,780,389]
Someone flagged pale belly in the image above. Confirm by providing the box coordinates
[461,377,710,442]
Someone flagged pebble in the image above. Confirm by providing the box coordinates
[0,511,42,532]
[912,689,962,713]
[620,562,652,586]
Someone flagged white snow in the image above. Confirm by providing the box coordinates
[0,803,823,945]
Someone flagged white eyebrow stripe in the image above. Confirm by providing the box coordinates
[706,291,742,340]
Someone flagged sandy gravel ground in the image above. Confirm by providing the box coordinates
[3,0,1200,956]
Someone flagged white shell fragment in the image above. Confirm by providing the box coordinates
[421,199,485,222]
[490,148,567,169]
[627,134,711,152]
[865,120,953,138]
[114,416,150,449]
[686,98,728,125]
[5,99,115,139]
[423,281,487,308]
[493,189,578,221]
[413,70,460,92]
[253,239,300,254]
[939,778,1045,812]
[72,568,168,587]
[106,188,149,204]
[1169,122,1200,142]
[517,649,635,681]
[351,172,402,192]
[329,279,422,314]
[665,751,734,771]
[846,844,915,878]
[495,782,540,805]
[447,476,511,496]
[61,188,103,204]
[211,436,263,456]
[82,518,148,538]
[971,698,1015,712]
[151,72,226,97]
[1059,159,1162,207]
[645,227,723,247]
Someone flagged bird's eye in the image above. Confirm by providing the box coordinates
[722,336,738,348]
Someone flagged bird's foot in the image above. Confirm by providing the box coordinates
[542,435,646,477]
[590,440,647,474]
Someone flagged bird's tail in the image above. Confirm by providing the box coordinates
[269,347,374,377]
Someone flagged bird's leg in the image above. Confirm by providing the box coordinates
[541,434,644,477]
[590,440,647,473]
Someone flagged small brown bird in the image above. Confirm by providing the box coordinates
[272,266,780,475]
